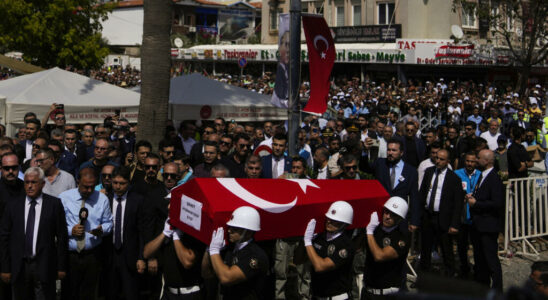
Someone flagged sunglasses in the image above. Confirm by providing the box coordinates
[238,144,250,149]
[344,165,358,171]
[164,151,175,155]
[311,128,319,133]
[145,164,159,170]
[32,144,41,149]
[55,117,65,121]
[220,141,231,146]
[2,165,18,171]
[101,173,112,178]
[163,173,178,179]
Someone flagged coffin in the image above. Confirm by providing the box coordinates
[169,178,389,244]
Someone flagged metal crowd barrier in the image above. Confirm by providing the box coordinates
[504,175,548,257]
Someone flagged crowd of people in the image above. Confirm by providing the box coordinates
[0,75,547,300]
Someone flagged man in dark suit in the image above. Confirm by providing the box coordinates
[0,167,68,300]
[417,149,464,277]
[104,167,146,300]
[189,126,217,168]
[466,149,503,292]
[261,133,292,179]
[373,138,419,226]
[0,153,25,299]
[401,122,426,168]
[511,110,530,130]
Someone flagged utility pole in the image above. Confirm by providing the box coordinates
[288,0,301,156]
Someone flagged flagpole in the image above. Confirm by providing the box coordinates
[288,0,301,157]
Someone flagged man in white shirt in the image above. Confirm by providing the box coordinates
[480,120,501,151]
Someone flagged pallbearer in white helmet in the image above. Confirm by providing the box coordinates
[362,196,411,298]
[202,206,268,300]
[304,201,355,300]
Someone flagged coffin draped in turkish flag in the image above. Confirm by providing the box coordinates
[169,178,389,244]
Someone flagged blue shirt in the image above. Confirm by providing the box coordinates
[344,107,353,118]
[391,159,405,189]
[455,168,481,224]
[467,115,483,136]
[59,188,113,251]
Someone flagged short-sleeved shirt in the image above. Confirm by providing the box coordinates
[508,142,529,178]
[43,169,76,197]
[161,234,205,288]
[311,232,354,297]
[364,226,410,289]
[221,242,268,300]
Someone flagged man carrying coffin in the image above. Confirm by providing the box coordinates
[303,201,355,300]
[202,206,269,300]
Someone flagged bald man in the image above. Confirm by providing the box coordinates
[466,149,503,291]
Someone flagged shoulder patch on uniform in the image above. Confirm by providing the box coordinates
[338,249,348,258]
[327,244,336,256]
[383,237,391,247]
[398,240,406,248]
[249,258,259,269]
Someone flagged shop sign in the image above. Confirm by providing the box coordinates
[331,25,401,43]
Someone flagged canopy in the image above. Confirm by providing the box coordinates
[0,67,140,134]
[0,54,45,74]
[169,178,389,243]
[169,73,287,122]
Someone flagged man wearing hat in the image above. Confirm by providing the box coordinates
[362,197,410,298]
[203,206,269,300]
[304,201,355,299]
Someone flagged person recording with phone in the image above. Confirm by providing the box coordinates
[41,103,66,134]
[59,168,113,300]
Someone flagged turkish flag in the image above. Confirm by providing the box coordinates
[169,178,389,244]
[302,15,335,115]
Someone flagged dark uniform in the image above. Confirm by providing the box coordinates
[221,241,269,300]
[161,234,206,300]
[362,226,410,299]
[311,232,354,299]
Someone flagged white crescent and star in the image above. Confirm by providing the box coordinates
[216,178,319,214]
[313,35,329,59]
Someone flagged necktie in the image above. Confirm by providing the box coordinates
[76,199,86,253]
[473,173,483,197]
[390,166,396,190]
[25,199,37,258]
[428,169,439,213]
[272,158,280,179]
[114,197,123,250]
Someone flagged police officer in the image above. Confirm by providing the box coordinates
[202,206,268,300]
[143,216,206,300]
[362,197,410,299]
[304,201,355,300]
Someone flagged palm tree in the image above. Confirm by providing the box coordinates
[137,0,173,149]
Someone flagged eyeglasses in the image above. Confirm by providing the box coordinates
[2,165,18,171]
[32,144,41,149]
[344,165,358,171]
[145,164,159,170]
[55,117,65,121]
[163,173,178,179]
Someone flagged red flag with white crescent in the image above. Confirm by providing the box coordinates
[302,15,335,115]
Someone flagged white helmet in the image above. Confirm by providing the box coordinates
[384,197,408,219]
[325,201,354,225]
[226,206,261,231]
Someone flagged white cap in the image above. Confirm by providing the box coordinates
[536,84,541,88]
[513,93,519,97]
[457,99,463,104]
[226,206,261,231]
[325,201,354,225]
[384,197,409,219]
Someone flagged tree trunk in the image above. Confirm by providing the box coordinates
[137,0,172,151]
[516,66,531,97]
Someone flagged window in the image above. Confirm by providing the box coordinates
[270,8,282,30]
[353,5,361,26]
[462,6,477,28]
[336,6,345,26]
[377,2,395,25]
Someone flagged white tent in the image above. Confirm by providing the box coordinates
[169,73,287,122]
[0,67,140,135]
